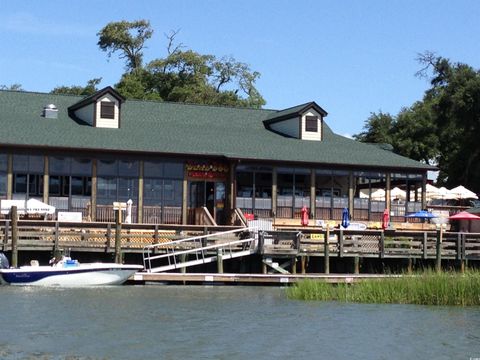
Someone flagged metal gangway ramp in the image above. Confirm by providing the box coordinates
[143,227,257,273]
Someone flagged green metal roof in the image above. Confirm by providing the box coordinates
[0,90,435,171]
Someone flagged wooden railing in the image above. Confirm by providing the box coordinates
[259,228,480,261]
[0,220,242,255]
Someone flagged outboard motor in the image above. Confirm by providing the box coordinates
[0,252,10,269]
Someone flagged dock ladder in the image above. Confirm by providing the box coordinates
[143,227,258,273]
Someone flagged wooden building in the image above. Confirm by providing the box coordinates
[0,87,435,225]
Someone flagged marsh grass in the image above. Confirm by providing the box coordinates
[286,270,480,306]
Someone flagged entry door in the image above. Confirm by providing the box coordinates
[189,181,225,223]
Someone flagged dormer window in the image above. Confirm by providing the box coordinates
[68,86,125,129]
[305,116,318,132]
[100,101,115,119]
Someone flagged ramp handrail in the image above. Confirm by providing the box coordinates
[142,227,257,272]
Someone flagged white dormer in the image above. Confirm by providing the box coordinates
[263,102,327,141]
[68,86,125,129]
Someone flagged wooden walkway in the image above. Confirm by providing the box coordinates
[132,272,398,285]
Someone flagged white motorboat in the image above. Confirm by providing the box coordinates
[0,253,143,286]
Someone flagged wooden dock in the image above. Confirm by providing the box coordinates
[132,272,398,285]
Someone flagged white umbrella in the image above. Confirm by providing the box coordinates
[0,199,55,215]
[450,185,478,200]
[124,199,133,224]
[370,188,386,201]
[391,187,406,200]
[432,187,457,200]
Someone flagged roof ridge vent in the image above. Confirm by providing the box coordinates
[43,104,58,119]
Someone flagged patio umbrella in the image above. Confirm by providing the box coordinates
[448,211,480,220]
[431,187,457,200]
[450,185,478,200]
[341,207,350,228]
[390,187,406,200]
[125,199,133,224]
[405,210,437,219]
[370,188,385,201]
[382,209,390,230]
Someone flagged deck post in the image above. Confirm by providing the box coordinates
[407,258,413,274]
[180,253,187,274]
[216,248,224,274]
[262,256,267,274]
[354,256,360,274]
[114,208,122,264]
[54,221,59,252]
[291,256,297,274]
[338,228,344,257]
[300,255,306,274]
[435,227,442,272]
[422,232,428,260]
[3,220,10,251]
[379,231,385,259]
[11,206,18,268]
[324,227,330,274]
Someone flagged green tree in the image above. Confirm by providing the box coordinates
[353,111,395,144]
[50,78,102,96]
[391,101,438,165]
[418,53,480,190]
[97,20,153,72]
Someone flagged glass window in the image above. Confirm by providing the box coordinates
[118,160,139,177]
[50,157,70,175]
[305,116,318,132]
[97,159,117,176]
[0,154,7,171]
[71,158,92,176]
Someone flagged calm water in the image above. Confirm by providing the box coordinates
[0,285,479,360]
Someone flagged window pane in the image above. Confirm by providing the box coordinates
[119,160,139,177]
[49,175,61,195]
[100,101,115,119]
[164,162,184,179]
[144,161,164,178]
[0,154,7,171]
[13,155,29,172]
[14,174,27,193]
[0,174,6,196]
[97,177,117,199]
[305,116,318,132]
[118,177,137,201]
[28,155,44,173]
[71,158,92,176]
[50,157,70,175]
[97,159,117,176]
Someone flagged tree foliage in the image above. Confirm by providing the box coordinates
[354,52,480,193]
[50,78,102,96]
[112,29,265,108]
[97,20,153,72]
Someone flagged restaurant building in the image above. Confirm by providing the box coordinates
[0,87,435,225]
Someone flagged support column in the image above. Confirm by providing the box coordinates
[348,171,354,219]
[43,156,49,204]
[137,160,144,224]
[271,167,277,218]
[421,173,427,210]
[6,154,13,200]
[385,173,391,212]
[181,168,188,225]
[228,162,236,224]
[91,159,97,221]
[310,169,316,220]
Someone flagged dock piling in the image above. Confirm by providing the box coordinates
[11,206,18,268]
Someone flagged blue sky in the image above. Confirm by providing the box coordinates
[1,0,480,136]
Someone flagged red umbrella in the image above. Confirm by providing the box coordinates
[448,211,480,220]
[382,209,389,230]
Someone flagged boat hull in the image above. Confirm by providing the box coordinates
[0,263,143,286]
